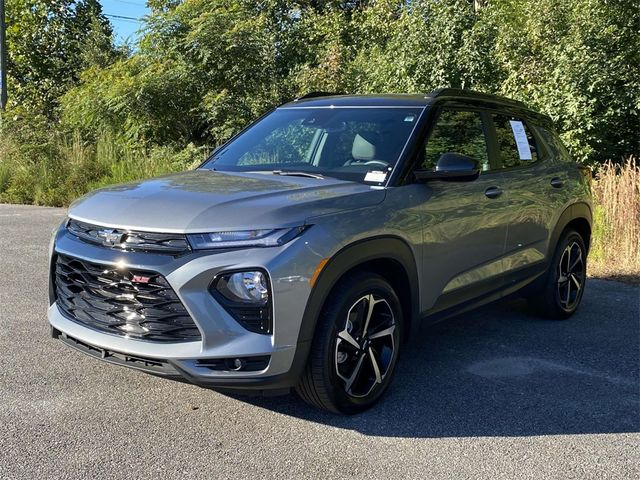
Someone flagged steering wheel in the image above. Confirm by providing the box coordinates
[362,160,390,168]
[344,159,390,168]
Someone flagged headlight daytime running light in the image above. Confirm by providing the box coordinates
[187,226,305,250]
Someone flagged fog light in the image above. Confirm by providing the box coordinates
[196,355,271,372]
[217,271,268,305]
[228,358,245,371]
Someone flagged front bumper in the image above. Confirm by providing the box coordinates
[50,325,308,391]
[47,221,330,391]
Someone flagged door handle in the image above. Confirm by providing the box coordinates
[550,177,564,188]
[484,187,503,199]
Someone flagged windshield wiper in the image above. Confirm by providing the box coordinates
[272,170,325,180]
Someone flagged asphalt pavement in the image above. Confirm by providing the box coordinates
[0,203,638,479]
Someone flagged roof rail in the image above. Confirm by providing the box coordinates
[428,88,527,108]
[294,92,340,101]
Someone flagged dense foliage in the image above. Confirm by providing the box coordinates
[0,0,638,205]
[4,0,117,115]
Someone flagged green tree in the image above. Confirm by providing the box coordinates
[63,0,284,146]
[481,0,640,163]
[54,0,640,163]
[347,0,482,92]
[5,0,115,115]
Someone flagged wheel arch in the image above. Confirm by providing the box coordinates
[549,202,593,255]
[299,236,420,346]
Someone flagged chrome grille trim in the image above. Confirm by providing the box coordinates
[67,219,191,255]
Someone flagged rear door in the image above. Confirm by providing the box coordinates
[487,113,570,282]
[414,107,511,314]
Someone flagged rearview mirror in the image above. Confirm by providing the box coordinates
[414,153,481,181]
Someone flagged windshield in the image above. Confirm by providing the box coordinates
[202,107,423,184]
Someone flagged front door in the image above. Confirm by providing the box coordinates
[414,108,511,314]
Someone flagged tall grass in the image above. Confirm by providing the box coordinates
[590,157,640,280]
[0,129,208,206]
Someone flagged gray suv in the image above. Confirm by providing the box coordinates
[48,89,593,414]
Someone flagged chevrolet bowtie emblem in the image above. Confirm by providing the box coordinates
[97,229,125,246]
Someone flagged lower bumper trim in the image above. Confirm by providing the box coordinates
[51,327,308,394]
[52,327,182,378]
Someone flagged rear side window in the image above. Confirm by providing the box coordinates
[491,114,538,168]
[422,109,490,171]
[537,126,572,161]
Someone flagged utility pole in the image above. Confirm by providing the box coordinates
[0,0,7,110]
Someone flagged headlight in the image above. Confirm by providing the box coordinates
[187,227,305,250]
[211,270,272,334]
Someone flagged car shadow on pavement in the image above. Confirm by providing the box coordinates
[232,282,640,438]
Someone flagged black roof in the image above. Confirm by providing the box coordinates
[280,88,549,123]
[283,93,432,107]
[428,88,527,108]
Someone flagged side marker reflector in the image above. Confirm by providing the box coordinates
[309,258,329,288]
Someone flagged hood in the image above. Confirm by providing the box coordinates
[68,170,385,233]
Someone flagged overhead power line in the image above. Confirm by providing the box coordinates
[108,0,148,5]
[104,13,143,23]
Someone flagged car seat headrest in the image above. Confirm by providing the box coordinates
[352,133,377,161]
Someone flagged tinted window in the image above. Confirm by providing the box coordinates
[537,126,572,161]
[422,110,489,171]
[492,114,538,168]
[203,107,421,184]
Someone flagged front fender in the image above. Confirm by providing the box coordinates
[283,236,420,385]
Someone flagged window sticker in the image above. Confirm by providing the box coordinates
[364,170,388,183]
[509,120,533,160]
[404,115,416,122]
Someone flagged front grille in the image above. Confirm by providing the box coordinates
[67,219,191,255]
[54,254,201,342]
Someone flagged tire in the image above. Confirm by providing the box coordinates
[528,229,587,319]
[295,272,403,414]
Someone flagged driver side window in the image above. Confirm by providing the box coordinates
[421,109,490,171]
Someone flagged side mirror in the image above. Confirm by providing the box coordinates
[414,153,481,181]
